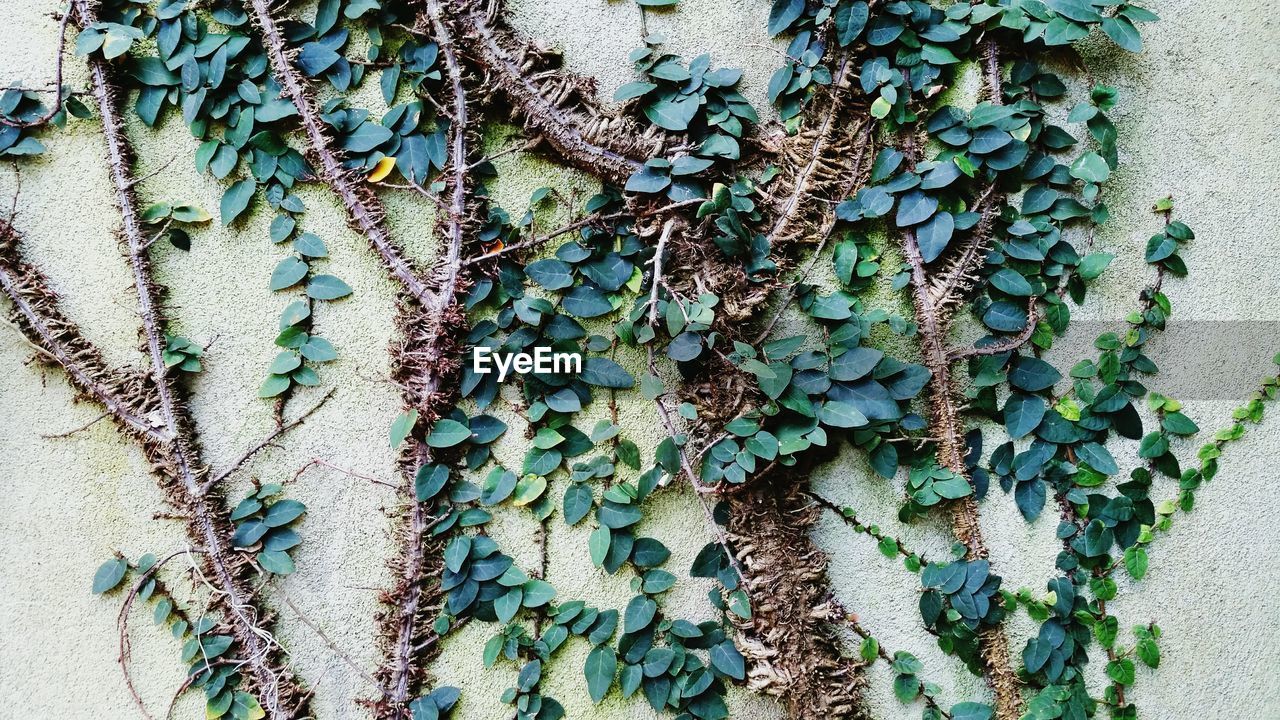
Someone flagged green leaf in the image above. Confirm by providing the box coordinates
[584,645,617,703]
[306,274,353,300]
[526,259,574,290]
[1004,393,1045,440]
[495,588,522,624]
[563,484,593,525]
[270,257,308,291]
[614,81,657,100]
[1070,151,1111,184]
[257,549,295,575]
[581,358,635,388]
[860,637,878,662]
[92,558,128,594]
[767,0,804,35]
[521,579,556,607]
[1078,252,1115,280]
[834,1,869,46]
[258,373,292,398]
[1076,442,1118,475]
[1136,636,1160,668]
[917,211,954,263]
[1161,412,1199,436]
[1101,16,1142,52]
[1106,658,1136,685]
[710,641,746,680]
[1008,357,1062,392]
[263,499,305,527]
[623,595,657,632]
[220,179,256,225]
[896,191,938,227]
[341,121,394,153]
[589,526,611,566]
[386,407,417,445]
[426,419,471,448]
[1124,546,1148,580]
[990,268,1033,296]
[643,95,699,132]
[818,401,868,428]
[950,703,993,720]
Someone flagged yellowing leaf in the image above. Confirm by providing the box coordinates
[367,156,396,183]
[512,475,547,507]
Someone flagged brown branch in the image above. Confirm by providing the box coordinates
[0,1,72,129]
[725,487,868,718]
[0,224,159,437]
[244,0,433,306]
[753,120,876,344]
[896,120,1022,717]
[762,56,860,248]
[204,388,335,492]
[373,4,477,715]
[67,4,306,716]
[946,298,1038,361]
[454,0,667,185]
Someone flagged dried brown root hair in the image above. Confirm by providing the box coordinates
[726,486,868,720]
[370,2,479,716]
[453,0,671,186]
[57,3,313,715]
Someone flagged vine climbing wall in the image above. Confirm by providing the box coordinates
[0,1,1277,720]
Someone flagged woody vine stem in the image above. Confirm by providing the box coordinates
[0,2,1270,720]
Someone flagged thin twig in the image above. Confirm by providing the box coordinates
[40,410,108,438]
[204,388,336,492]
[279,589,388,696]
[0,1,72,129]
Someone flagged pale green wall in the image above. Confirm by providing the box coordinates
[0,1,1277,719]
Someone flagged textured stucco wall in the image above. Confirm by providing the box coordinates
[0,1,1277,719]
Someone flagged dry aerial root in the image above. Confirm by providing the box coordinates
[726,485,869,720]
[371,3,480,715]
[57,3,311,715]
[453,0,671,185]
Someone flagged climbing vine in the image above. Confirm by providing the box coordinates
[0,1,1271,720]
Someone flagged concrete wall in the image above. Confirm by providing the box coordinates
[0,1,1276,718]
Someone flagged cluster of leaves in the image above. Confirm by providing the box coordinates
[0,86,83,154]
[163,333,205,373]
[406,686,460,720]
[229,484,307,575]
[765,0,869,122]
[260,300,341,397]
[464,191,638,437]
[83,0,382,398]
[919,559,1005,675]
[93,553,264,719]
[700,251,929,486]
[695,179,778,280]
[621,41,758,197]
[141,200,213,251]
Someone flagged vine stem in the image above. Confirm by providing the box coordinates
[243,0,432,306]
[895,58,1023,717]
[0,1,72,129]
[64,4,308,716]
[0,226,158,436]
[376,3,475,714]
[455,0,660,185]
